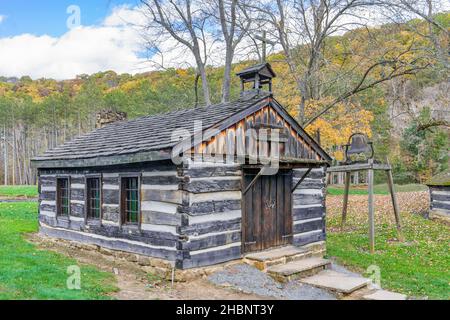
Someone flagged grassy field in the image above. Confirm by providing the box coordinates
[327,183,427,195]
[0,202,117,299]
[0,185,38,198]
[0,185,447,300]
[326,192,449,299]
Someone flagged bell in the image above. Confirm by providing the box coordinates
[347,135,370,155]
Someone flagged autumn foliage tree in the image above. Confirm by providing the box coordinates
[0,9,448,185]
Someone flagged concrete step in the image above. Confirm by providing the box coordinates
[300,270,370,295]
[363,290,407,300]
[267,257,331,282]
[244,245,311,270]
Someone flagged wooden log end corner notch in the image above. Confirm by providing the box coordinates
[31,62,332,269]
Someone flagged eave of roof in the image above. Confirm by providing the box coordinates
[32,148,173,169]
[236,62,276,78]
[426,169,450,186]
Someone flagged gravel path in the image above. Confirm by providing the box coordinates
[208,264,336,300]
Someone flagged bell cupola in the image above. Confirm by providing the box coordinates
[236,62,276,98]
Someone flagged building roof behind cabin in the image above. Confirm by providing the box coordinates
[33,95,270,163]
[426,169,450,186]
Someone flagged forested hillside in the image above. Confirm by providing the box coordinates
[0,13,448,185]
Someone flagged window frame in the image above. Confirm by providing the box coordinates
[85,174,102,222]
[119,173,141,228]
[56,176,71,218]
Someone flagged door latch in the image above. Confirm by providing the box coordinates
[265,200,276,209]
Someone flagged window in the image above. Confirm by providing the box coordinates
[86,177,101,219]
[121,177,140,224]
[57,178,70,216]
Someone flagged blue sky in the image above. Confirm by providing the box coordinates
[0,0,138,37]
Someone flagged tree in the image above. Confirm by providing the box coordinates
[380,0,449,71]
[400,107,449,182]
[208,0,252,102]
[250,0,430,126]
[140,0,213,105]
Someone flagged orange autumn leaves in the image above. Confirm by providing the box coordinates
[306,100,373,161]
[278,96,374,161]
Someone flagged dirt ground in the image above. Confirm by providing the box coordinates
[28,233,267,300]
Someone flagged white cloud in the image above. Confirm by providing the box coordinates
[0,3,257,79]
[103,5,147,27]
[0,15,6,24]
[0,4,221,79]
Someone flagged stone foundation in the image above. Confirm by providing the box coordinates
[33,234,242,282]
[301,240,327,257]
[32,232,326,282]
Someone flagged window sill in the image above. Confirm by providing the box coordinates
[86,219,101,227]
[121,224,140,233]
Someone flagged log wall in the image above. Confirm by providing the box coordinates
[292,167,327,246]
[38,161,183,262]
[429,186,450,216]
[38,160,328,269]
[177,159,243,269]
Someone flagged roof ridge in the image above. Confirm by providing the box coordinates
[101,94,270,126]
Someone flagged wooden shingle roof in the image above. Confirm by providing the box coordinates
[32,94,331,168]
[236,62,276,80]
[32,95,270,168]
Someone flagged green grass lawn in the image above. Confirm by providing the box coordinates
[327,183,427,195]
[0,202,118,299]
[0,185,38,198]
[326,209,450,299]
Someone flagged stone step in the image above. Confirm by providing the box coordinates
[244,245,311,270]
[300,270,369,295]
[302,241,326,253]
[363,290,407,300]
[267,257,331,282]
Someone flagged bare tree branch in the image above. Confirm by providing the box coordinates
[141,0,212,105]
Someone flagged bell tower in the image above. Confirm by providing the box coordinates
[236,62,276,98]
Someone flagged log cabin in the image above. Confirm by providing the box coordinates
[31,63,332,269]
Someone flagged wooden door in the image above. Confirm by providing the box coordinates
[242,168,293,253]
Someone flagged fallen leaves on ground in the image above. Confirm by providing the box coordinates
[327,191,429,232]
